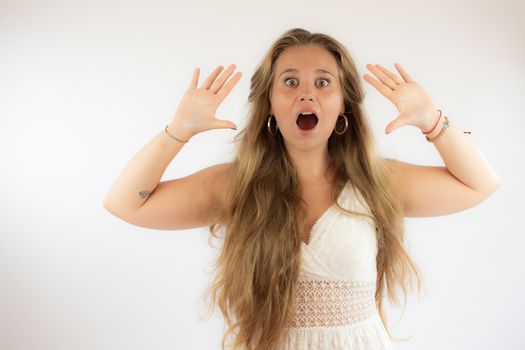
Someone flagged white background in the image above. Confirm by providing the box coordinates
[1,0,523,349]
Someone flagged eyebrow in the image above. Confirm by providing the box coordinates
[277,68,335,78]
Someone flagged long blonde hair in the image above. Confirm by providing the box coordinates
[201,28,423,350]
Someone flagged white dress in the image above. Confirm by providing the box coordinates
[282,181,393,350]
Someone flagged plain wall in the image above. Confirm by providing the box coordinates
[1,0,523,349]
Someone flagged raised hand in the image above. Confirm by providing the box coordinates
[169,64,242,139]
[363,63,439,134]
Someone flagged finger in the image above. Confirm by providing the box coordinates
[394,63,414,83]
[202,65,225,90]
[363,73,393,99]
[211,117,238,130]
[366,64,397,89]
[374,64,403,85]
[210,64,237,93]
[385,116,405,134]
[190,67,200,89]
[216,71,242,102]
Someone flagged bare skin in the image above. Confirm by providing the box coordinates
[269,44,345,243]
[105,50,501,234]
[270,44,344,183]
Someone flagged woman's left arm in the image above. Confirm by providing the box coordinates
[364,63,501,217]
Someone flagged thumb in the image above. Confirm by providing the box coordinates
[385,115,403,134]
[211,118,238,130]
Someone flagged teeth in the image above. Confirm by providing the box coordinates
[300,112,314,115]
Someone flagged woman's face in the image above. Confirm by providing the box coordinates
[270,44,345,149]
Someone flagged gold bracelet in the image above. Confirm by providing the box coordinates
[425,116,449,142]
[164,125,189,143]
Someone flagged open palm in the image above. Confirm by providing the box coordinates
[171,64,241,137]
[363,63,437,134]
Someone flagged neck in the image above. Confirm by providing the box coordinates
[287,146,334,184]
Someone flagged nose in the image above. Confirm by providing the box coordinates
[299,91,315,102]
[298,84,316,102]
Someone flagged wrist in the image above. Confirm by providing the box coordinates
[425,115,445,139]
[165,124,193,143]
[425,115,450,142]
[420,108,442,133]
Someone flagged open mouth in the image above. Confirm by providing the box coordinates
[296,112,318,130]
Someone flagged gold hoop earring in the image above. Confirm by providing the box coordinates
[334,114,349,135]
[267,115,278,136]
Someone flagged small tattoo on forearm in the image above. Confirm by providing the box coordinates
[139,190,152,199]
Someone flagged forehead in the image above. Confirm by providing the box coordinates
[275,45,338,73]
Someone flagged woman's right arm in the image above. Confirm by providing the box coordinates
[102,64,241,230]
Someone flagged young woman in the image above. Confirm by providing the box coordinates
[103,28,501,350]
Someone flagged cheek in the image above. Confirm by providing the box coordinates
[270,91,290,110]
[326,90,343,104]
[323,93,344,125]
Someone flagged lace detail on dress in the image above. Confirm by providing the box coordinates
[290,279,377,328]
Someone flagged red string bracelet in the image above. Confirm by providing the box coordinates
[422,109,442,134]
[421,109,471,136]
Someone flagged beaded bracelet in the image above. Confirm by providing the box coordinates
[425,116,449,142]
[422,109,471,143]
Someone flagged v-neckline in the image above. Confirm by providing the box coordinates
[301,181,349,247]
[301,203,336,247]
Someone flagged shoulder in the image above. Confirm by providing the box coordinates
[380,157,403,187]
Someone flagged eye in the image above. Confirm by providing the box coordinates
[283,77,331,87]
[284,77,298,87]
[317,78,330,87]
